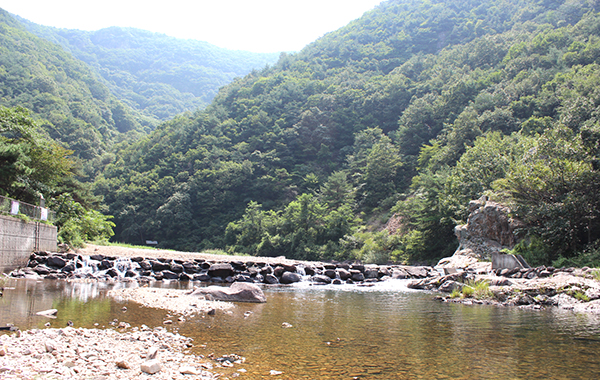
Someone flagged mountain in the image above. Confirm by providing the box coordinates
[4,1,599,266]
[94,0,600,266]
[17,20,281,123]
[0,8,147,173]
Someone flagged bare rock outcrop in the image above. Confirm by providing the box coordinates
[437,197,525,269]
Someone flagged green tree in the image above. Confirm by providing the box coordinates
[494,125,600,261]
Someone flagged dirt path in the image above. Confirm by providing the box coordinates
[77,244,306,266]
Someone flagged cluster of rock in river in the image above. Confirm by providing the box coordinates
[11,250,600,311]
[14,251,440,285]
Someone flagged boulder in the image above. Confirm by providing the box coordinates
[350,271,365,282]
[273,266,286,277]
[182,261,199,274]
[151,260,171,272]
[391,268,409,279]
[453,197,525,260]
[208,263,234,278]
[264,274,279,284]
[47,256,67,268]
[280,272,302,284]
[161,270,179,280]
[260,265,274,276]
[364,266,379,279]
[404,266,429,278]
[303,265,316,276]
[141,360,162,374]
[338,268,351,281]
[193,273,211,282]
[170,263,184,273]
[312,274,332,284]
[324,269,337,279]
[191,282,267,303]
[439,280,462,293]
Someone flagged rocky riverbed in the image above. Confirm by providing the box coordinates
[0,325,243,379]
[3,243,600,379]
[8,243,600,312]
[409,265,600,312]
[12,246,437,285]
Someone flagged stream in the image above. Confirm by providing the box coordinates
[2,278,600,379]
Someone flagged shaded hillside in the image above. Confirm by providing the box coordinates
[96,0,600,266]
[18,21,281,122]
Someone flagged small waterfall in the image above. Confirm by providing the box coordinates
[114,257,134,277]
[296,265,306,276]
[73,256,99,276]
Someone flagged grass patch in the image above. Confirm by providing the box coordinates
[567,289,590,302]
[452,280,493,300]
[102,241,159,250]
[93,242,246,257]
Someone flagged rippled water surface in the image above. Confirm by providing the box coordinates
[2,279,600,379]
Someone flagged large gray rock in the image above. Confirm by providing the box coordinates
[404,266,429,278]
[453,197,525,260]
[191,282,267,303]
[47,256,67,268]
[280,272,302,284]
[435,197,526,272]
[312,274,332,284]
[208,263,234,278]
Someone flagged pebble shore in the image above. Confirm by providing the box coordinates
[0,326,230,379]
[108,287,234,316]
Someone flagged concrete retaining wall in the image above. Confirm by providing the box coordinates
[0,215,57,273]
[492,251,530,270]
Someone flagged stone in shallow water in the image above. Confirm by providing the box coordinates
[192,282,266,303]
[280,272,302,284]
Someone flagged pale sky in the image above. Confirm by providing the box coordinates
[0,0,383,53]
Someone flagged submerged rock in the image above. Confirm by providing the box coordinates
[191,282,267,303]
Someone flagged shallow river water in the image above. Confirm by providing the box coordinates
[2,278,600,379]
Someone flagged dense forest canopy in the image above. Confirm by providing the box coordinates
[93,0,600,267]
[3,0,600,267]
[17,20,280,123]
[0,8,150,181]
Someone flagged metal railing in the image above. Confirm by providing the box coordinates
[0,195,56,223]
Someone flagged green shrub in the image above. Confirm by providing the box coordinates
[507,237,552,267]
[460,280,492,300]
[570,290,590,302]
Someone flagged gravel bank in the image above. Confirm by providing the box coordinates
[0,326,232,379]
[108,287,234,316]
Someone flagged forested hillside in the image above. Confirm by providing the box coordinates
[0,9,141,245]
[95,0,600,267]
[17,21,280,123]
[0,8,149,178]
